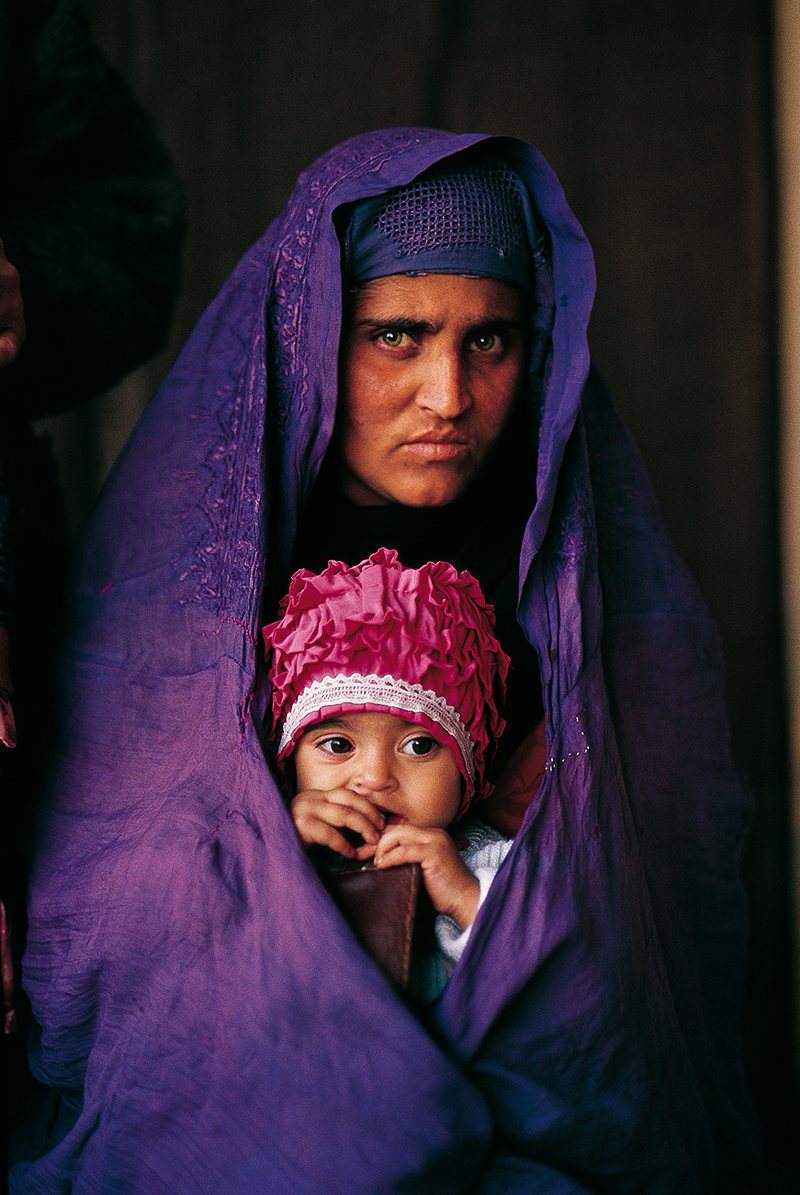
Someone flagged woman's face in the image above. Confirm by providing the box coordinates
[337,273,527,507]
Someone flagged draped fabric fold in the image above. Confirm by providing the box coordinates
[11,129,757,1193]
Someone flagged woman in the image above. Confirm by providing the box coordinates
[11,130,758,1193]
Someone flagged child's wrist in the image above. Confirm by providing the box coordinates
[443,873,480,930]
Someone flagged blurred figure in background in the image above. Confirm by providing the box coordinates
[0,0,183,1174]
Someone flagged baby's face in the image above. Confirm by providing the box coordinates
[293,711,463,828]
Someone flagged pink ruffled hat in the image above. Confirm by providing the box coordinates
[263,549,509,805]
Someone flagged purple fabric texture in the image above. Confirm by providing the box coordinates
[11,130,757,1193]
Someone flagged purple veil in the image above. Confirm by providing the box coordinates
[12,130,757,1193]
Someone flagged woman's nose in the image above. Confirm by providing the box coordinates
[416,350,471,419]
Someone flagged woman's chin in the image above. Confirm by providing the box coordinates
[384,472,475,508]
[339,458,486,508]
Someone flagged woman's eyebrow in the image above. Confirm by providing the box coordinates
[355,316,437,334]
[467,316,526,333]
[354,315,525,335]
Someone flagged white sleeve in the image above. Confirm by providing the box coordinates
[435,824,513,964]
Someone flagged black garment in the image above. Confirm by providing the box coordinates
[293,443,543,773]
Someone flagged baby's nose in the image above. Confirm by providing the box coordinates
[349,748,395,794]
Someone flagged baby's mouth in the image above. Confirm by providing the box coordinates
[378,808,407,826]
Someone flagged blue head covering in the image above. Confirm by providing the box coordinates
[345,156,537,288]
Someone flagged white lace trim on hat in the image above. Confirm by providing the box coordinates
[279,672,476,789]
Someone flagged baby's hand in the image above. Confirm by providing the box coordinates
[373,825,479,929]
[290,787,384,860]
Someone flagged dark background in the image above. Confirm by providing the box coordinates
[42,0,793,1181]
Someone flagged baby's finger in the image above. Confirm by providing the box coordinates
[292,791,384,844]
[374,837,426,869]
[325,788,386,832]
[301,817,359,858]
[315,801,383,845]
[373,823,431,859]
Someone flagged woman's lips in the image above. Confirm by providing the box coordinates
[403,438,469,462]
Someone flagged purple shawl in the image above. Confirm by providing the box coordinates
[12,130,758,1193]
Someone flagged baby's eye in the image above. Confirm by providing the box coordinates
[318,736,354,755]
[401,736,437,757]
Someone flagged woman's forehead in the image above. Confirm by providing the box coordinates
[348,273,526,323]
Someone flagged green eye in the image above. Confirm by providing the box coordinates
[472,332,498,352]
[380,329,404,346]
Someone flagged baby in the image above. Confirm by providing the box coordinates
[263,548,513,996]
